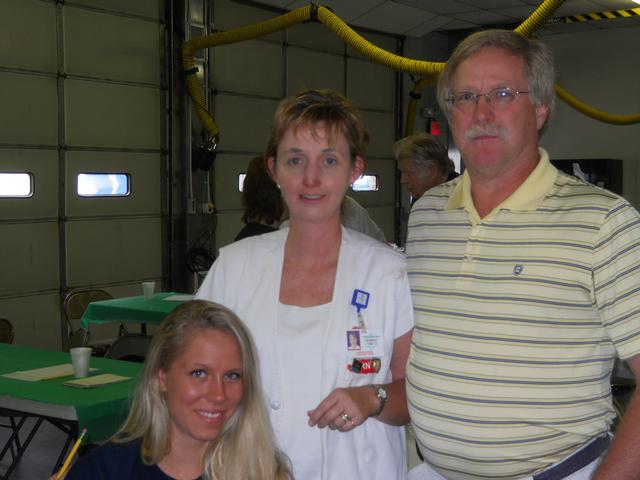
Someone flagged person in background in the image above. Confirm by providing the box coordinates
[64,300,290,480]
[235,155,284,241]
[393,132,456,202]
[393,133,456,245]
[406,29,640,479]
[197,89,414,479]
[341,195,387,243]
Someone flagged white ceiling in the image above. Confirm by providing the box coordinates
[250,0,640,36]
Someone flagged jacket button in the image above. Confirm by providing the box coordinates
[270,400,281,410]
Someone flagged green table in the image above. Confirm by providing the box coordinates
[0,343,141,476]
[81,292,190,331]
[0,343,141,441]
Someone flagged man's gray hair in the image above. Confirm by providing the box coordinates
[392,133,453,178]
[437,29,556,133]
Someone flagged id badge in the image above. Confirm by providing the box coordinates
[345,328,384,359]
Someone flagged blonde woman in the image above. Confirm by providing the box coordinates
[65,300,290,480]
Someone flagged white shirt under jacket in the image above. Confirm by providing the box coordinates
[196,226,414,480]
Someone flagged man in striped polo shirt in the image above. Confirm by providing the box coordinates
[406,30,640,480]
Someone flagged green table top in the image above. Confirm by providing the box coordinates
[81,292,190,329]
[0,343,141,443]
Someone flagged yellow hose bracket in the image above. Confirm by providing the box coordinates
[555,85,640,125]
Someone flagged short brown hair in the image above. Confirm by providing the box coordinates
[241,156,283,225]
[265,89,368,164]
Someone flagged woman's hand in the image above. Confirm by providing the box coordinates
[307,329,414,432]
[307,385,379,432]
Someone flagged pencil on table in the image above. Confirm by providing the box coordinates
[55,428,87,479]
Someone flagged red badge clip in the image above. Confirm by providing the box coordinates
[348,358,381,374]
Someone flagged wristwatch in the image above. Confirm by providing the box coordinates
[370,384,388,417]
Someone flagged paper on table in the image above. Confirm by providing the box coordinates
[63,373,130,388]
[1,363,91,382]
[163,294,194,301]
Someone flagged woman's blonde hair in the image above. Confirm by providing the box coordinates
[114,300,290,479]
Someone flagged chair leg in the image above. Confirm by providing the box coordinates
[0,415,26,463]
[118,323,128,337]
[9,416,21,459]
[1,417,43,480]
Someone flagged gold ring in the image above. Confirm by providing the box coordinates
[341,412,351,423]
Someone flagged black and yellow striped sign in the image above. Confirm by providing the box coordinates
[564,7,640,23]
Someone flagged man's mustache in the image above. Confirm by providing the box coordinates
[463,125,508,141]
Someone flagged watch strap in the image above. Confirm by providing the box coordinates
[369,384,387,417]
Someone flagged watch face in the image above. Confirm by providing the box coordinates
[377,386,388,401]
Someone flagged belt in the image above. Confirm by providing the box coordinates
[533,435,611,480]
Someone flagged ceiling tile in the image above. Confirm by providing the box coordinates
[553,0,603,16]
[449,9,515,26]
[394,0,476,14]
[545,19,600,32]
[405,15,454,36]
[249,0,640,34]
[438,18,478,30]
[460,0,526,7]
[286,0,386,22]
[492,5,539,19]
[352,1,438,35]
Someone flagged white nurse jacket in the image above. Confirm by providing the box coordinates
[196,227,413,480]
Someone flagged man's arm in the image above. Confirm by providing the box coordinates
[592,353,640,480]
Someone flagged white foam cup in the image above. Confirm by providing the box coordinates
[142,281,155,300]
[70,347,92,378]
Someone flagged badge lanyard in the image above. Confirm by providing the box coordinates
[348,289,381,374]
[351,289,369,330]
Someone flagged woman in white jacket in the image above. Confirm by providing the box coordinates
[197,89,414,480]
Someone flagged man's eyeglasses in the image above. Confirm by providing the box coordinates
[446,87,529,111]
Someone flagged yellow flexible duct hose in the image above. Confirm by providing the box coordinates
[514,0,565,37]
[402,0,639,132]
[517,0,638,126]
[182,4,447,141]
[405,77,435,136]
[403,0,564,135]
[404,94,418,137]
[316,8,444,76]
[184,0,640,142]
[555,85,640,125]
[182,5,315,139]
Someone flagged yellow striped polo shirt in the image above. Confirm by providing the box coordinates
[406,149,640,480]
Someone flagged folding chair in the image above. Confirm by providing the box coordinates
[104,334,152,363]
[63,289,125,352]
[0,318,22,465]
[0,318,14,344]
